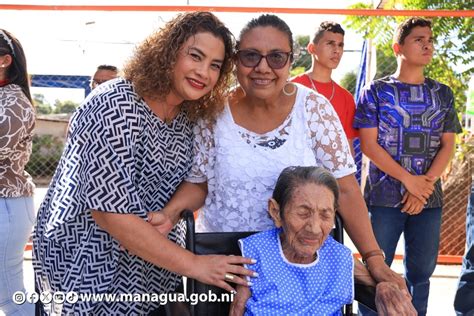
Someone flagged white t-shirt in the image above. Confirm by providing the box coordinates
[187,84,356,232]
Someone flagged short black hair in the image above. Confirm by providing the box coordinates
[96,64,118,72]
[312,21,345,44]
[237,14,293,61]
[393,17,432,45]
[0,29,31,102]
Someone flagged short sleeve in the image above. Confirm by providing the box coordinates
[185,118,215,183]
[441,86,463,134]
[66,91,144,216]
[304,90,356,179]
[354,83,379,129]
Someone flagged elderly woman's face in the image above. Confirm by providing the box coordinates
[236,26,292,101]
[270,183,335,264]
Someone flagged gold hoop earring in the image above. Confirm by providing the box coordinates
[238,85,246,97]
[282,82,296,96]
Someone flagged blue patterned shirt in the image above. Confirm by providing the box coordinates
[354,76,462,208]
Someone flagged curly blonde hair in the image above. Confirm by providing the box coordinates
[123,12,234,121]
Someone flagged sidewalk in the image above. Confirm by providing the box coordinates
[18,257,461,315]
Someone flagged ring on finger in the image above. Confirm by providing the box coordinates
[224,273,235,281]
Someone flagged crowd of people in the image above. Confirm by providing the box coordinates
[0,10,472,316]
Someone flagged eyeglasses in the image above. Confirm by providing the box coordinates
[236,50,292,69]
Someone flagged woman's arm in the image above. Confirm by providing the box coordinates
[306,94,407,291]
[354,259,416,316]
[229,285,251,316]
[337,175,407,291]
[160,181,208,225]
[91,210,254,293]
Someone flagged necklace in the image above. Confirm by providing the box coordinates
[144,97,179,125]
[306,74,335,102]
[161,103,176,125]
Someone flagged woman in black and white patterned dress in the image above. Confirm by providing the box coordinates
[33,12,255,315]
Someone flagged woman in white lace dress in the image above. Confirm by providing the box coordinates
[163,14,406,291]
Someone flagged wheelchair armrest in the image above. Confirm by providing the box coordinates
[182,210,195,253]
[354,283,377,312]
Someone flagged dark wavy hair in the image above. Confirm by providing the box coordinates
[0,29,31,102]
[123,11,234,121]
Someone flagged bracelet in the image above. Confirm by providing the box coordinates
[362,249,385,265]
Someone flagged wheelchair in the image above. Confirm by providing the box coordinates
[180,210,377,316]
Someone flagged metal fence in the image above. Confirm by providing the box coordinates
[25,134,65,185]
[23,50,404,186]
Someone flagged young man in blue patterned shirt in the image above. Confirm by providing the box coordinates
[354,17,462,316]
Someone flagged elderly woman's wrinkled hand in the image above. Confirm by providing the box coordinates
[229,284,251,316]
[375,282,417,316]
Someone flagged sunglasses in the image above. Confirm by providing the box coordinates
[236,50,292,69]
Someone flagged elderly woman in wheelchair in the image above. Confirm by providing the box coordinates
[229,166,416,316]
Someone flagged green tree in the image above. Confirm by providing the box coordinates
[344,0,473,113]
[374,50,398,80]
[33,93,53,115]
[291,35,311,77]
[53,100,79,114]
[340,70,357,95]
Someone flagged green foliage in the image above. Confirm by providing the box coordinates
[291,35,311,75]
[374,50,398,80]
[33,93,46,105]
[25,135,64,178]
[340,70,357,95]
[33,93,53,115]
[36,103,53,115]
[343,0,473,114]
[295,35,310,49]
[54,99,79,114]
[290,66,306,78]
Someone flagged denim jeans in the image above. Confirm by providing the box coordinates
[455,182,474,315]
[0,196,35,316]
[359,205,442,316]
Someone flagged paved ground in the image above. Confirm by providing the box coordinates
[2,187,463,315]
[17,257,462,315]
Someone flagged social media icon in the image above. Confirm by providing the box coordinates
[66,291,79,304]
[53,291,66,304]
[12,291,26,305]
[26,291,39,304]
[40,291,53,304]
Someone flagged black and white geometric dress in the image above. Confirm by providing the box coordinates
[33,78,193,315]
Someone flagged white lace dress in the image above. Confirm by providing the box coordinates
[187,84,356,232]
